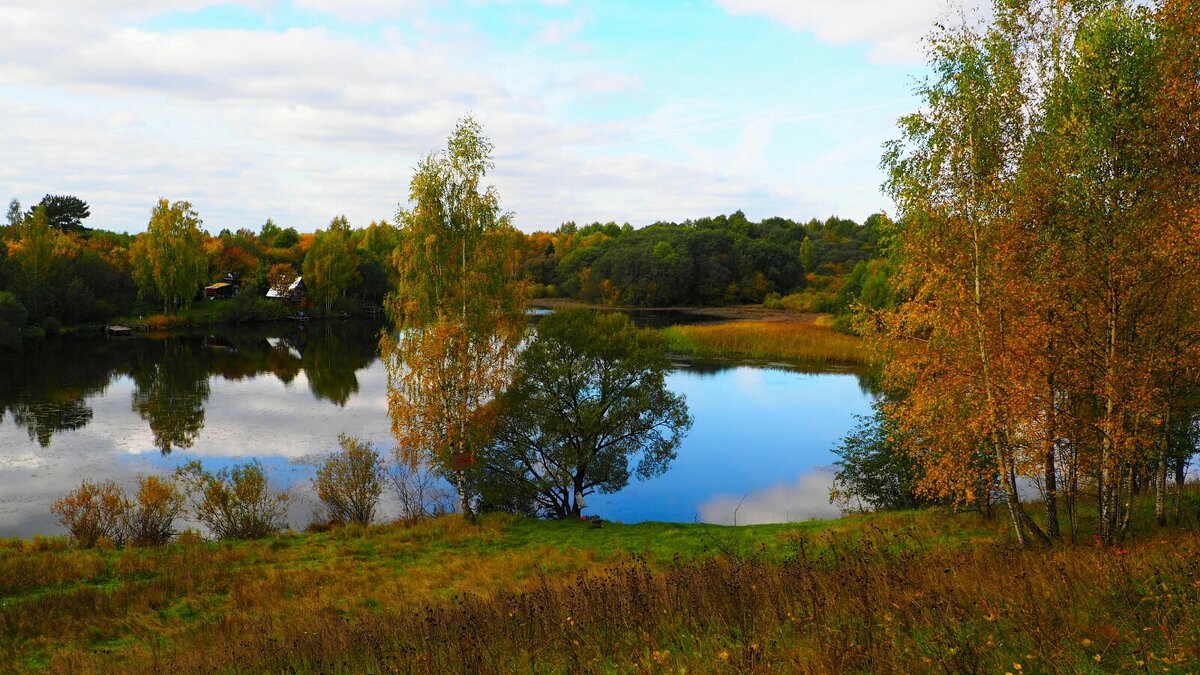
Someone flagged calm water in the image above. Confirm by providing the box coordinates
[0,320,874,537]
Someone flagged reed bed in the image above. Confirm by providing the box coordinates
[662,319,867,365]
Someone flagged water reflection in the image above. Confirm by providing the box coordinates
[0,321,384,451]
[673,358,878,395]
[131,339,211,453]
[0,320,876,537]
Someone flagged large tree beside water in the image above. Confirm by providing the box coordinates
[382,117,526,518]
[878,0,1200,546]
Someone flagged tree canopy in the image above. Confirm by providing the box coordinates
[876,0,1200,546]
[29,194,90,233]
[131,199,208,313]
[476,309,692,518]
[382,116,526,518]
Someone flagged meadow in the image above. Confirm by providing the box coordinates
[3,493,1199,673]
[661,317,867,366]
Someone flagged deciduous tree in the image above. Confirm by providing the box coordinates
[475,309,691,519]
[131,199,208,313]
[303,215,359,314]
[382,117,526,518]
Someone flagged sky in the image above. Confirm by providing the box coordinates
[0,1,976,234]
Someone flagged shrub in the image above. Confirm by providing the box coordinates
[390,462,454,523]
[218,286,287,323]
[122,475,186,546]
[50,480,127,548]
[313,435,384,526]
[177,460,289,540]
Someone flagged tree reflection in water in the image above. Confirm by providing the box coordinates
[131,338,211,454]
[0,320,385,451]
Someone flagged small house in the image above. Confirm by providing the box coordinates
[204,281,239,300]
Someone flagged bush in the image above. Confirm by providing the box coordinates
[50,480,127,548]
[314,435,384,526]
[218,286,287,323]
[122,475,186,546]
[177,460,289,540]
[390,463,454,523]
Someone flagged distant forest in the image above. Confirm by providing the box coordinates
[519,211,891,312]
[0,193,888,345]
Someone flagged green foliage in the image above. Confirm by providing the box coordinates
[830,402,928,512]
[0,291,26,350]
[384,116,527,517]
[176,460,289,540]
[391,115,522,326]
[217,286,287,323]
[476,309,692,518]
[29,194,90,233]
[314,435,385,526]
[5,197,21,229]
[531,211,883,309]
[15,206,60,320]
[131,199,208,314]
[303,215,360,314]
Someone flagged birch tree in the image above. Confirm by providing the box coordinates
[131,199,207,314]
[382,117,525,518]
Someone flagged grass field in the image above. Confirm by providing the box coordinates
[662,317,867,365]
[4,497,1199,673]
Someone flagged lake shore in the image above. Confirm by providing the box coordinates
[5,502,1198,672]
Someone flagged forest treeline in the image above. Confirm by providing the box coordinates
[518,212,889,310]
[0,193,886,348]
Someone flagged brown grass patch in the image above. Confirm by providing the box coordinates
[663,319,867,364]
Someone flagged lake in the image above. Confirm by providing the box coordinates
[0,320,875,537]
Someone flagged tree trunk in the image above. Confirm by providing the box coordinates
[1044,448,1060,540]
[1174,458,1186,525]
[1042,329,1060,539]
[455,469,475,522]
[1155,402,1170,526]
[1099,293,1118,545]
[1119,464,1134,541]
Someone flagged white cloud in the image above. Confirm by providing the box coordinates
[699,469,842,525]
[714,0,987,62]
[534,14,586,45]
[0,1,896,233]
[293,0,433,22]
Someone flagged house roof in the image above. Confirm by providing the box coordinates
[266,276,303,298]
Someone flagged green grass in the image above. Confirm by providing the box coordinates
[4,498,1199,672]
[0,509,998,672]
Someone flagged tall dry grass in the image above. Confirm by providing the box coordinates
[5,511,1198,673]
[662,319,866,364]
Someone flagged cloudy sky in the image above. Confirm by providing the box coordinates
[0,1,970,234]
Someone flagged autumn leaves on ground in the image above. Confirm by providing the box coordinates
[4,500,1199,673]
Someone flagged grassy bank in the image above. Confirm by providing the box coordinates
[4,504,1199,672]
[662,317,867,365]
